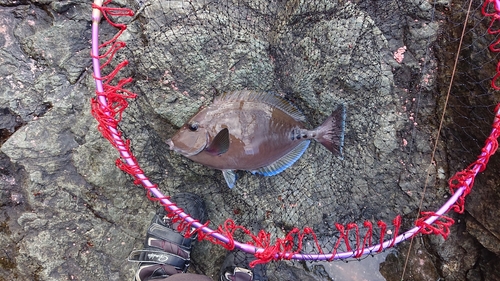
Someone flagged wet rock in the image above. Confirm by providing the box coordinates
[0,0,28,6]
[308,252,391,281]
[1,2,150,280]
[0,0,498,280]
[1,102,153,281]
[0,108,24,145]
[0,151,31,280]
[268,261,319,281]
[470,249,500,281]
[466,213,500,256]
[435,1,500,280]
[0,108,23,133]
[380,238,441,281]
[464,159,500,257]
[425,214,482,281]
[19,17,91,84]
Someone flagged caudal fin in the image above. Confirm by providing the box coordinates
[315,105,346,157]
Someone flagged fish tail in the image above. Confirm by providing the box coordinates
[315,105,346,157]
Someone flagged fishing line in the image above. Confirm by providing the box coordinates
[90,1,500,274]
[401,0,474,279]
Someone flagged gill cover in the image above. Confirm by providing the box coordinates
[168,125,208,157]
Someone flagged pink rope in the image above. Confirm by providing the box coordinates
[89,0,500,263]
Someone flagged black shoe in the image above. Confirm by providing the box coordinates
[129,193,208,281]
[220,250,268,281]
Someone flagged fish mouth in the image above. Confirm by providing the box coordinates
[165,139,174,150]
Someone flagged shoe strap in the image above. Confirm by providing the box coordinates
[225,267,253,281]
[128,249,188,271]
[148,222,193,250]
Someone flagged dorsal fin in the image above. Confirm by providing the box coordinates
[214,90,306,122]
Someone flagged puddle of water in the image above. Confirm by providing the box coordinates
[307,251,392,281]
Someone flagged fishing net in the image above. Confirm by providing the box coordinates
[90,0,500,275]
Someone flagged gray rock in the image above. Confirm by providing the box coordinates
[466,202,500,256]
[425,215,482,281]
[0,0,498,280]
[0,107,24,138]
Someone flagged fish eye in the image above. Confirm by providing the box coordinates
[188,122,199,131]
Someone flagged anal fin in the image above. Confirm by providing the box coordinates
[251,140,310,177]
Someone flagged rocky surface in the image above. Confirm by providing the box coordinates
[0,0,499,280]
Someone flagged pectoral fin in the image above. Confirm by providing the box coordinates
[206,128,230,155]
[222,169,237,189]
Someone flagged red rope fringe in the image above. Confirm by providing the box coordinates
[90,0,500,265]
[483,0,500,89]
[415,212,455,239]
[90,1,207,237]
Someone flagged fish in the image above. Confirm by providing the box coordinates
[166,90,346,188]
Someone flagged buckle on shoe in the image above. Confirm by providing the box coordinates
[224,267,253,281]
[148,222,193,250]
[128,250,189,271]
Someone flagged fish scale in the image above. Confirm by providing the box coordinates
[166,90,346,188]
